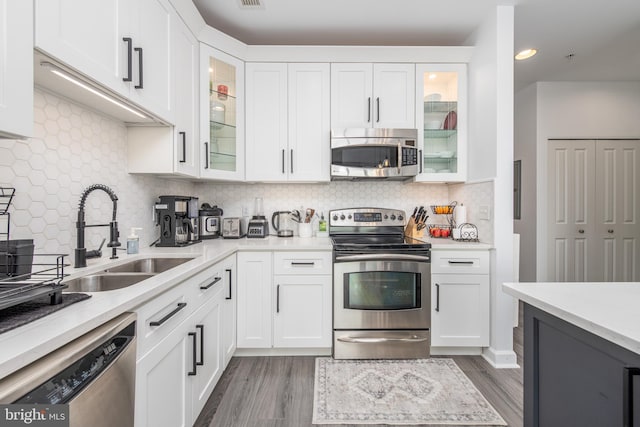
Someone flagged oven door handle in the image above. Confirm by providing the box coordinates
[334,254,430,263]
[337,336,429,344]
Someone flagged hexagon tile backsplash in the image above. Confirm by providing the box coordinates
[1,89,495,256]
[0,89,195,254]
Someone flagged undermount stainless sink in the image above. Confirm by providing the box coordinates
[63,273,155,292]
[103,257,195,274]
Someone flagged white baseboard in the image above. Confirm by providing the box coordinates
[482,347,519,369]
[430,347,483,356]
[234,347,332,357]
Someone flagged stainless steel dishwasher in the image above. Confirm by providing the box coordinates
[0,312,136,427]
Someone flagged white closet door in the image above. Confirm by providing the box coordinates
[547,139,597,282]
[595,140,640,281]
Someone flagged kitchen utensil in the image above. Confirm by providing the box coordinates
[298,223,313,238]
[272,211,294,237]
[304,208,315,223]
[443,110,457,130]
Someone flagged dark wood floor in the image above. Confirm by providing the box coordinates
[195,323,523,427]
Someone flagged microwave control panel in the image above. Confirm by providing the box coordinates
[329,208,405,227]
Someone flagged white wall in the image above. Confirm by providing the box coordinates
[514,83,537,282]
[464,5,517,368]
[532,81,640,280]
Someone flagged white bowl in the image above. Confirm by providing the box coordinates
[439,151,454,158]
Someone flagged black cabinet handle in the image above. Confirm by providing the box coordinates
[419,149,423,173]
[134,47,143,89]
[282,149,285,174]
[150,302,187,326]
[179,132,186,163]
[291,262,315,266]
[188,332,197,375]
[204,142,209,169]
[367,97,371,122]
[200,276,221,290]
[122,37,132,82]
[435,283,440,312]
[196,324,204,366]
[448,260,474,265]
[290,149,294,174]
[376,97,380,122]
[225,268,232,300]
[276,284,280,313]
[624,367,640,427]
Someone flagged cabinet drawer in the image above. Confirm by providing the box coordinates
[273,251,332,275]
[431,250,489,274]
[135,283,192,358]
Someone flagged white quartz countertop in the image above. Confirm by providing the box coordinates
[502,282,640,355]
[0,235,488,378]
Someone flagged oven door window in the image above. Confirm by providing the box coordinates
[344,271,421,310]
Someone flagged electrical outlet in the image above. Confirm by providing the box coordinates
[478,205,491,221]
[242,206,249,216]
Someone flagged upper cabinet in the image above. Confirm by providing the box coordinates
[414,64,467,183]
[34,0,174,123]
[127,13,199,177]
[200,44,244,181]
[331,63,415,129]
[246,63,330,182]
[0,0,33,139]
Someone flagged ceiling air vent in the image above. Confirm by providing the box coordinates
[238,0,264,8]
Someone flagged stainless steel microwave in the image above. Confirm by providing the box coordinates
[330,128,419,180]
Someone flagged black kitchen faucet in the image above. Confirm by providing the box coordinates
[74,184,121,268]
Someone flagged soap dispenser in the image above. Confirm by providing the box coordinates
[127,227,143,254]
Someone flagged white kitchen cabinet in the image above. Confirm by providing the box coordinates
[236,252,272,348]
[127,14,199,176]
[414,64,467,183]
[0,0,33,139]
[331,63,415,129]
[135,259,231,427]
[245,63,330,182]
[273,275,332,348]
[135,318,192,427]
[200,44,245,181]
[237,251,332,350]
[430,250,489,347]
[35,0,174,122]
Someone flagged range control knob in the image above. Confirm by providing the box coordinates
[332,215,338,221]
[340,214,346,220]
[390,214,396,220]
[347,215,352,219]
[384,214,389,219]
[398,215,404,221]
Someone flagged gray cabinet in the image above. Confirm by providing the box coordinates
[524,303,640,427]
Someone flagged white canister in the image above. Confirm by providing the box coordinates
[298,223,313,238]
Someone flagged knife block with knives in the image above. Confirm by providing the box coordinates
[405,206,428,239]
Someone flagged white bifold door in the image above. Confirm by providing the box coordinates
[547,139,640,282]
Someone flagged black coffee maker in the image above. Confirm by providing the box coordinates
[154,195,200,247]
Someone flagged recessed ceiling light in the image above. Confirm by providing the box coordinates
[515,49,537,60]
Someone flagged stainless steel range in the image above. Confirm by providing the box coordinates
[330,207,431,359]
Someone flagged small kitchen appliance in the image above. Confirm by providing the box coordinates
[221,217,246,239]
[247,198,269,238]
[154,195,200,247]
[199,203,223,239]
[271,211,294,237]
[330,128,419,180]
[330,207,431,359]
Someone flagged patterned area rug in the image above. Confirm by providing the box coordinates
[313,358,506,425]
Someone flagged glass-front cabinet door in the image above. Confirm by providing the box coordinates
[200,44,244,180]
[414,64,467,183]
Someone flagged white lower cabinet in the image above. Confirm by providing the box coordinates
[237,251,332,350]
[430,250,490,347]
[134,254,235,427]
